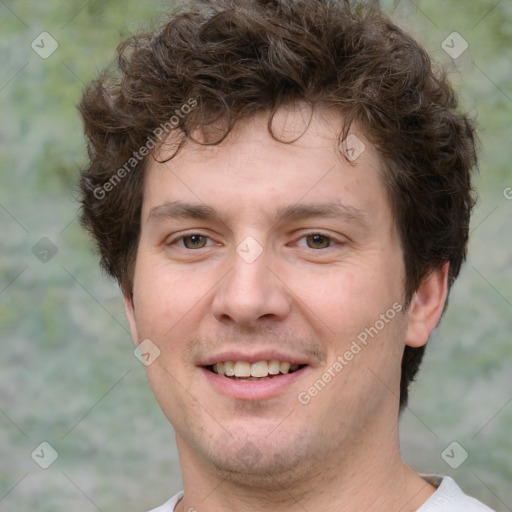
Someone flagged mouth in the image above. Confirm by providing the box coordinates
[199,351,312,400]
[205,360,307,381]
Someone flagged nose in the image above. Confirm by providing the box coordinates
[211,242,292,328]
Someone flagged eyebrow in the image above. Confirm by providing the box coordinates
[147,200,371,228]
[148,201,217,222]
[275,202,370,228]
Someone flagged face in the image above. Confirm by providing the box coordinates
[125,106,429,485]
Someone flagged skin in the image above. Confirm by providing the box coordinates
[124,105,449,512]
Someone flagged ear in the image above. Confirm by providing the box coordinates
[123,292,140,347]
[405,263,449,348]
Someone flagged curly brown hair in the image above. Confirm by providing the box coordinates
[78,0,477,410]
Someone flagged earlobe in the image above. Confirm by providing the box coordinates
[123,292,140,346]
[405,263,449,348]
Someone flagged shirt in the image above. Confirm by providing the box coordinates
[147,475,495,511]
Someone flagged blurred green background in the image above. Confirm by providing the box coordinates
[0,1,510,510]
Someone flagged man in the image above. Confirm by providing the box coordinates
[78,0,493,510]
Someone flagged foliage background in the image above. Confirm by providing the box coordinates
[0,0,510,510]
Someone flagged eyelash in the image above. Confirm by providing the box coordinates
[167,232,341,250]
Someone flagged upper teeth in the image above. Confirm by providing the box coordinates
[213,360,300,378]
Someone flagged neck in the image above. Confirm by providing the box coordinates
[174,414,435,512]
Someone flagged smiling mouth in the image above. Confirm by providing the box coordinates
[205,360,307,381]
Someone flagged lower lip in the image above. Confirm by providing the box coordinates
[200,366,309,401]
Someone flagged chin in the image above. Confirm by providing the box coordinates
[191,428,319,488]
[209,451,312,490]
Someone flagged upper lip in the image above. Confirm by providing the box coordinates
[199,350,310,367]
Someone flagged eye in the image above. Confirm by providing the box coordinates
[177,234,212,249]
[298,233,335,249]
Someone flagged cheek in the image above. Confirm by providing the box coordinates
[285,261,401,335]
[131,257,208,340]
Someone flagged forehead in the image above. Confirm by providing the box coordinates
[142,107,391,228]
